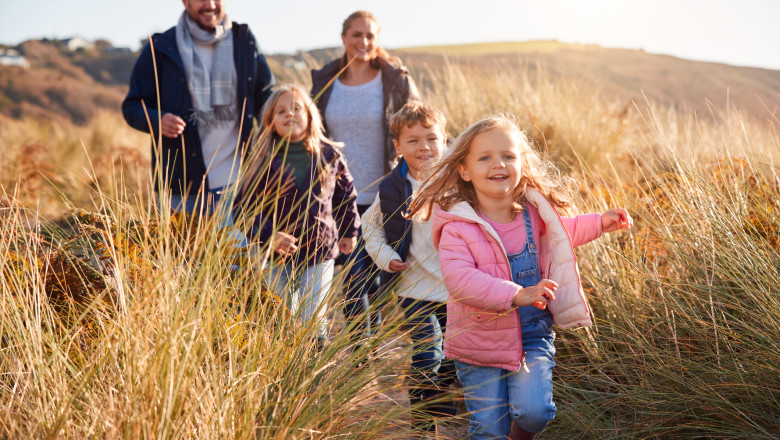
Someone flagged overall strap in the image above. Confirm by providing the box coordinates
[521,203,537,254]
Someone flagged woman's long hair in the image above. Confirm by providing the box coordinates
[242,84,342,196]
[339,10,399,70]
[408,115,576,221]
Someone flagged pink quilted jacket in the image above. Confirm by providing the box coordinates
[431,189,603,370]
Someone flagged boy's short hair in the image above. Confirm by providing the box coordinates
[390,102,447,140]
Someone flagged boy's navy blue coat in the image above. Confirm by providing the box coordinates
[233,143,360,266]
[377,158,414,287]
[122,23,274,195]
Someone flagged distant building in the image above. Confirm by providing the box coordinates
[283,58,308,71]
[59,36,94,51]
[0,48,29,68]
[106,47,132,55]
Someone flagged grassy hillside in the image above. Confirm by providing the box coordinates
[394,41,780,124]
[2,39,778,126]
[398,40,580,55]
[0,39,134,123]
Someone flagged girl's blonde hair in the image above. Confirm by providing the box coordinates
[409,115,575,221]
[244,84,342,193]
[339,10,398,70]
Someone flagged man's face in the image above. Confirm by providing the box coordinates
[182,0,226,32]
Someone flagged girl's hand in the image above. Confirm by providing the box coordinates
[602,208,633,233]
[272,232,298,257]
[512,279,558,309]
[338,237,357,255]
[388,259,410,272]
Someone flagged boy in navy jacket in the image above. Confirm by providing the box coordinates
[361,102,456,431]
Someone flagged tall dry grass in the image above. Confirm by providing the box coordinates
[1,55,779,438]
[0,111,150,218]
[0,184,426,438]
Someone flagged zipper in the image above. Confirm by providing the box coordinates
[479,221,526,370]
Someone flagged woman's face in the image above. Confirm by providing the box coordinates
[271,92,308,143]
[341,17,379,63]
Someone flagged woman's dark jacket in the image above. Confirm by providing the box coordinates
[233,143,360,266]
[310,56,419,174]
[122,23,274,195]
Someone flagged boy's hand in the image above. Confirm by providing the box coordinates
[512,279,558,309]
[388,259,410,272]
[272,232,298,257]
[602,208,633,233]
[338,237,356,255]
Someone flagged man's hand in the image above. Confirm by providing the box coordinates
[161,113,186,138]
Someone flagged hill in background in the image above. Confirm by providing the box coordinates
[1,39,778,125]
[0,39,137,123]
[394,41,780,123]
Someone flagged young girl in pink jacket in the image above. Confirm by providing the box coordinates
[409,115,632,439]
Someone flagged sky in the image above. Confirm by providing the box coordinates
[3,0,779,71]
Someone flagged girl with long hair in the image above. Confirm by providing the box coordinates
[410,115,633,439]
[234,84,360,346]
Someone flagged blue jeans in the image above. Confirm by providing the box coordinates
[339,204,382,340]
[400,298,447,382]
[264,259,335,340]
[455,316,556,438]
[400,298,457,421]
[164,185,247,246]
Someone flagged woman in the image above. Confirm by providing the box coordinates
[311,10,419,344]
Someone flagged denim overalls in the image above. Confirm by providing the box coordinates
[510,205,556,360]
[455,205,558,439]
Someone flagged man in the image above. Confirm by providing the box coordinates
[123,0,274,223]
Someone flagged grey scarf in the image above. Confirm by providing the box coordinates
[176,11,237,129]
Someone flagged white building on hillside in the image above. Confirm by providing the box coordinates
[60,36,94,51]
[0,48,29,68]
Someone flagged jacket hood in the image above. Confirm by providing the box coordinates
[148,26,185,75]
[431,188,561,248]
[431,187,554,254]
[432,201,508,256]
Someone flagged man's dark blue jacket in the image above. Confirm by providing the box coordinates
[122,22,274,195]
